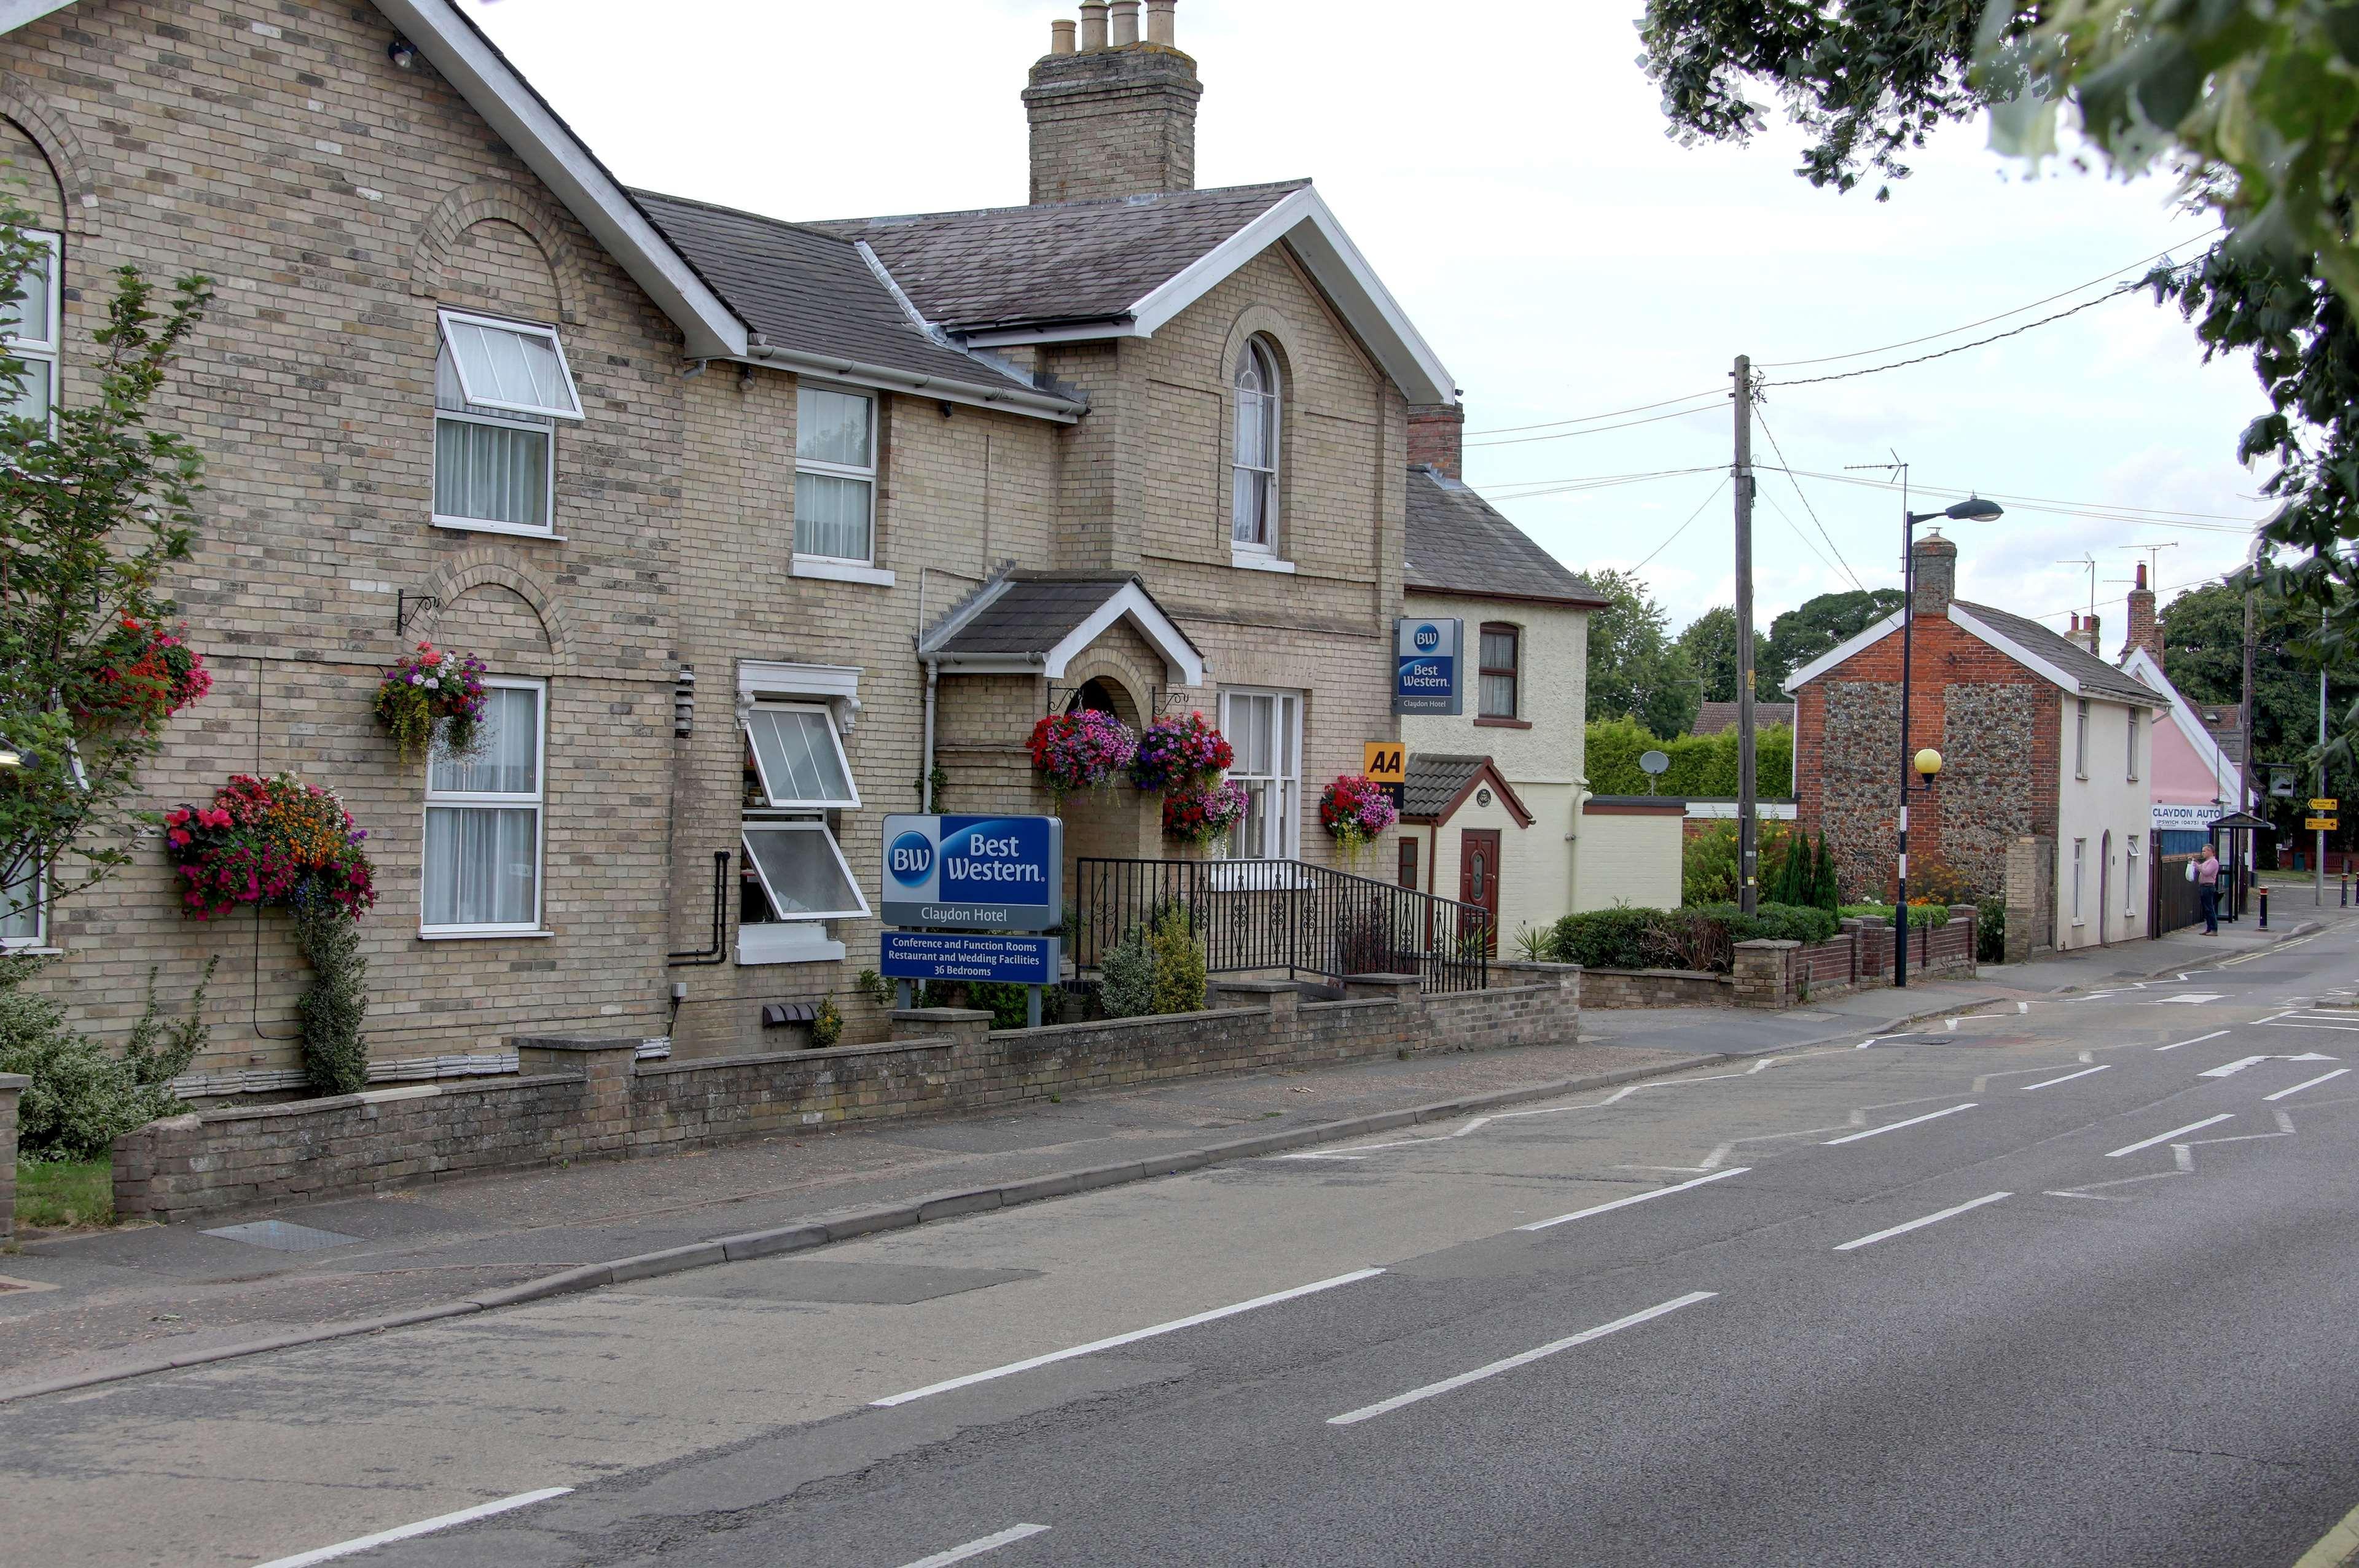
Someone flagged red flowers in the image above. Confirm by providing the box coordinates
[160,774,377,922]
[74,617,211,725]
[1028,710,1137,802]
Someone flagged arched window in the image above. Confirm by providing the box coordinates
[1232,339,1279,553]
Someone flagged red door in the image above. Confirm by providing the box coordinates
[1458,830,1501,954]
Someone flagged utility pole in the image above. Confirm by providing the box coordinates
[2319,606,2329,908]
[2241,536,2259,916]
[1733,355,1758,915]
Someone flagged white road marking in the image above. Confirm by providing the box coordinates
[1326,1292,1716,1426]
[2019,1001,2031,1013]
[869,1268,1385,1407]
[1823,1103,1976,1145]
[254,1488,573,1567]
[1518,1168,1750,1231]
[2021,1065,2110,1091]
[2263,1018,2359,1032]
[896,1524,1052,1567]
[2144,994,2226,1006]
[2156,1030,2232,1052]
[2265,1068,2351,1101]
[1833,1192,2012,1252]
[2200,1052,2337,1079]
[2105,1114,2236,1158]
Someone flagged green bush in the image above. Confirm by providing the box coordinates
[293,903,368,1095]
[1148,905,1209,1014]
[0,959,215,1163]
[1099,927,1157,1018]
[808,996,843,1048]
[1839,902,1949,929]
[1587,716,1795,797]
[1976,895,2008,964]
[1546,907,1661,970]
[1547,902,1836,975]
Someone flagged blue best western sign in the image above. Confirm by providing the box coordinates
[879,814,1062,931]
[1393,617,1463,715]
[880,931,1060,986]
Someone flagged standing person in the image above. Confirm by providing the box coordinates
[2196,843,2221,934]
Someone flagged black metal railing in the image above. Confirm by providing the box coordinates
[1073,857,1492,993]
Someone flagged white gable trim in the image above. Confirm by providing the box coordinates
[2121,646,2250,806]
[1044,580,1205,686]
[1127,186,1455,406]
[0,1,72,32]
[1779,611,1905,693]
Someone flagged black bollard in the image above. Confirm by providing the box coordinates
[2259,886,2269,930]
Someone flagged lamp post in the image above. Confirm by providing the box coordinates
[1895,491,2003,988]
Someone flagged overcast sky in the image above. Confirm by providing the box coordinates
[471,0,2267,651]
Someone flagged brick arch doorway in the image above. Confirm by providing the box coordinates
[1064,677,1138,727]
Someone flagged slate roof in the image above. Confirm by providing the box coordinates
[1402,754,1488,821]
[920,571,1203,661]
[1955,601,2167,706]
[636,191,1044,396]
[1692,701,1795,737]
[1404,466,1608,608]
[808,181,1309,332]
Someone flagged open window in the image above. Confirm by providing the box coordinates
[438,310,584,420]
[434,310,581,537]
[741,822,869,924]
[743,704,860,810]
[739,696,864,964]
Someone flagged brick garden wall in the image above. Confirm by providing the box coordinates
[109,972,1579,1223]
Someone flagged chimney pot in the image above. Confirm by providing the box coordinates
[1110,0,1140,45]
[1050,18,1076,53]
[1146,0,1176,44]
[1079,0,1108,50]
[2124,560,2162,666]
[1025,0,1201,203]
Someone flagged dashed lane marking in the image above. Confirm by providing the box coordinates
[254,1488,574,1568]
[1518,1168,1750,1231]
[1823,1103,1976,1145]
[1833,1192,2011,1252]
[896,1524,1052,1568]
[2021,1065,2110,1091]
[2156,1030,2232,1052]
[2266,1068,2351,1101]
[2106,1114,2236,1158]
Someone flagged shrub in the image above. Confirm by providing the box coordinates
[1587,716,1795,796]
[1148,905,1209,1014]
[1546,907,1660,970]
[1977,895,2008,963]
[293,902,368,1094]
[1547,902,1834,975]
[1906,854,1974,905]
[808,997,843,1048]
[1839,902,1948,929]
[1646,907,1733,972]
[855,968,896,1008]
[1099,927,1157,1018]
[967,981,1035,1031]
[1682,823,1739,906]
[0,958,214,1162]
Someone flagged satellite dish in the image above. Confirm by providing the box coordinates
[1638,750,1670,795]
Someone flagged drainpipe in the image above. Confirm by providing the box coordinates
[923,657,940,811]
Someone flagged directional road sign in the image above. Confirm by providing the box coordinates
[2307,816,2338,832]
[2311,797,2339,811]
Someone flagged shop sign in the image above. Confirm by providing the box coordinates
[2151,802,2222,832]
[1363,741,1406,809]
[880,931,1060,986]
[879,814,1062,930]
[1393,618,1462,715]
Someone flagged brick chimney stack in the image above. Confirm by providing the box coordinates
[2122,561,2161,665]
[1407,403,1464,478]
[1911,530,1957,616]
[2067,612,2102,656]
[1027,2,1201,205]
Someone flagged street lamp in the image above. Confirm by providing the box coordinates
[1896,493,2003,988]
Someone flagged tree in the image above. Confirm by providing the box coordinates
[0,205,213,938]
[1759,589,1904,695]
[1675,605,1770,703]
[1586,569,1701,738]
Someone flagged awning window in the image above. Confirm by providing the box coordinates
[439,310,584,421]
[741,824,869,922]
[743,704,859,810]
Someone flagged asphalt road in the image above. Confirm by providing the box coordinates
[7,926,2358,1567]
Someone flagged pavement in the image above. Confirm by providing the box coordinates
[0,909,2328,1406]
[4,905,2355,1566]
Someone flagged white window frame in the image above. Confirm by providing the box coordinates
[2075,698,2090,780]
[1219,686,1303,861]
[2071,837,2086,924]
[432,319,562,540]
[742,702,861,811]
[420,676,548,938]
[740,822,870,925]
[2127,707,2140,782]
[1,858,45,951]
[1230,339,1280,561]
[437,308,584,421]
[793,382,878,571]
[2,228,61,431]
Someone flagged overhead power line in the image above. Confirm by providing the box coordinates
[1632,475,1730,572]
[1750,405,1866,594]
[1465,387,1727,439]
[1762,466,2269,534]
[1465,401,1727,450]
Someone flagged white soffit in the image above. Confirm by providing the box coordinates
[1778,610,1906,694]
[1127,187,1457,407]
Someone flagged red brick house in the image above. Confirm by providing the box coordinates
[1785,533,2164,956]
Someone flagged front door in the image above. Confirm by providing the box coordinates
[1458,829,1501,954]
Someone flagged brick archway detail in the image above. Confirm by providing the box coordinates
[0,76,97,235]
[412,553,573,668]
[410,180,587,324]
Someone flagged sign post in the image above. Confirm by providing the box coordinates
[1391,618,1463,716]
[878,814,1064,1025]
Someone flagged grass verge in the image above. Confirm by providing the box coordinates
[15,1158,112,1230]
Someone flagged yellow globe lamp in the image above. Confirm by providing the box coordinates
[1914,747,1943,781]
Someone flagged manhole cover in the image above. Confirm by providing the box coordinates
[201,1220,361,1252]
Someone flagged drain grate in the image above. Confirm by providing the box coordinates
[200,1219,361,1252]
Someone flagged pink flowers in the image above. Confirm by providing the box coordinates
[160,773,378,922]
[1319,774,1399,856]
[1163,779,1250,846]
[1027,710,1138,803]
[374,641,490,759]
[1128,712,1232,794]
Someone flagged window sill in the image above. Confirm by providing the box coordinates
[1474,716,1533,730]
[1,945,60,956]
[792,556,895,587]
[737,924,847,966]
[1230,552,1296,574]
[418,928,555,941]
[432,517,563,542]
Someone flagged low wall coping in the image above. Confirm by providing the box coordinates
[1300,996,1406,1015]
[635,1037,954,1077]
[1213,979,1302,996]
[891,1007,994,1025]
[1582,966,1731,983]
[1733,938,1801,951]
[1002,1007,1267,1047]
[508,1034,644,1053]
[183,1073,583,1126]
[1491,961,1581,976]
[1342,973,1422,985]
[0,1072,26,1092]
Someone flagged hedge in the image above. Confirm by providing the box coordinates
[1545,902,1836,974]
[1587,716,1794,798]
[1838,902,1950,929]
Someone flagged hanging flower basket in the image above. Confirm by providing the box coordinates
[1319,773,1399,859]
[1162,779,1250,846]
[1027,709,1137,804]
[163,773,377,923]
[373,641,489,760]
[1127,712,1233,795]
[72,617,211,725]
